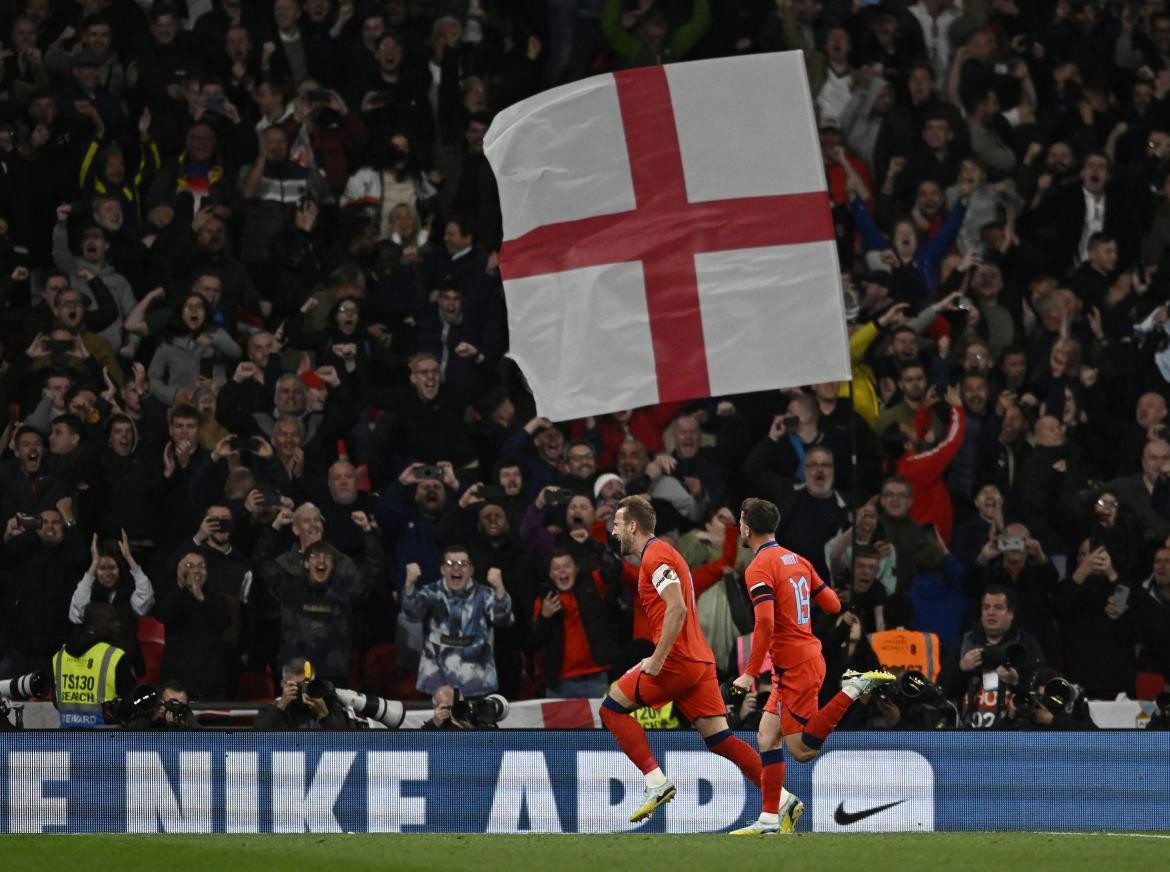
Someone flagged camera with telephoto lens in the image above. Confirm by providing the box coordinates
[300,676,333,700]
[102,684,161,726]
[981,641,1027,671]
[333,688,405,729]
[451,691,509,727]
[873,669,959,728]
[0,671,49,700]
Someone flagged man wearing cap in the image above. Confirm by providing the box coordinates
[45,15,124,98]
[57,45,125,142]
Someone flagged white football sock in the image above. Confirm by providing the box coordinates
[645,768,667,789]
[758,812,779,825]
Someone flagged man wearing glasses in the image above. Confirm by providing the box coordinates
[400,545,513,698]
[878,476,925,593]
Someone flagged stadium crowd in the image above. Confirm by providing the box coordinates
[1,0,1170,731]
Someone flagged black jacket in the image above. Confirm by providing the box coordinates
[529,574,617,691]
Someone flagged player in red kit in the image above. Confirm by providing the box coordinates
[729,498,895,836]
[600,496,762,824]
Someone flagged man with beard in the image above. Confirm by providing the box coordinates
[599,495,762,825]
[502,416,566,500]
[743,443,848,581]
[615,437,699,531]
[874,361,947,445]
[376,462,457,592]
[946,373,996,516]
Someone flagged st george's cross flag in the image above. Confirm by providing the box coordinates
[484,52,851,422]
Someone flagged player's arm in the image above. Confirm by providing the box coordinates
[741,569,775,680]
[644,570,686,674]
[810,568,841,614]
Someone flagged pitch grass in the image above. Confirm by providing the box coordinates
[2,832,1169,871]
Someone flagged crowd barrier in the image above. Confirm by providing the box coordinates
[0,730,1166,833]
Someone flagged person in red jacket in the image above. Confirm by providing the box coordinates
[880,385,967,543]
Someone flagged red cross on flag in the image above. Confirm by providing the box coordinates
[485,52,851,422]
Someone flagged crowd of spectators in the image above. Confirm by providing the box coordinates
[2,0,1170,731]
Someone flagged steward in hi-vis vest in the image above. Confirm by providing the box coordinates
[52,602,134,727]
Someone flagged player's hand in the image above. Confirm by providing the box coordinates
[731,673,754,696]
[639,656,664,677]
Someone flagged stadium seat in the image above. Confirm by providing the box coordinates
[1136,672,1165,701]
[136,617,165,686]
[235,667,275,702]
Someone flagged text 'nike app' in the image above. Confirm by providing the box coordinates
[811,750,935,832]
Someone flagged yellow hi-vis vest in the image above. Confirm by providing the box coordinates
[52,641,124,728]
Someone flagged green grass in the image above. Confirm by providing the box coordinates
[2,833,1169,872]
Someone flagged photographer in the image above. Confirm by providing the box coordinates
[254,657,350,730]
[867,669,960,731]
[419,685,460,730]
[953,585,1045,729]
[1009,668,1095,731]
[124,680,201,730]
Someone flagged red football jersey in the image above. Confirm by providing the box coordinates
[745,541,831,669]
[638,537,714,665]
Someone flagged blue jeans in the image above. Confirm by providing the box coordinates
[548,671,610,699]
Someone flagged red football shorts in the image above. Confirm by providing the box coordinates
[763,655,827,736]
[615,658,725,721]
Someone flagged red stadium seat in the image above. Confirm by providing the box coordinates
[1136,672,1165,701]
[136,617,165,685]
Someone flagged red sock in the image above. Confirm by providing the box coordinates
[760,748,786,814]
[600,703,658,775]
[801,691,854,749]
[704,731,761,788]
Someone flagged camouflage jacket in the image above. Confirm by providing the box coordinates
[401,579,514,695]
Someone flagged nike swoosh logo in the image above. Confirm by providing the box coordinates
[833,799,905,825]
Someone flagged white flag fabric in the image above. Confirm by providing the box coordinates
[485,52,850,422]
